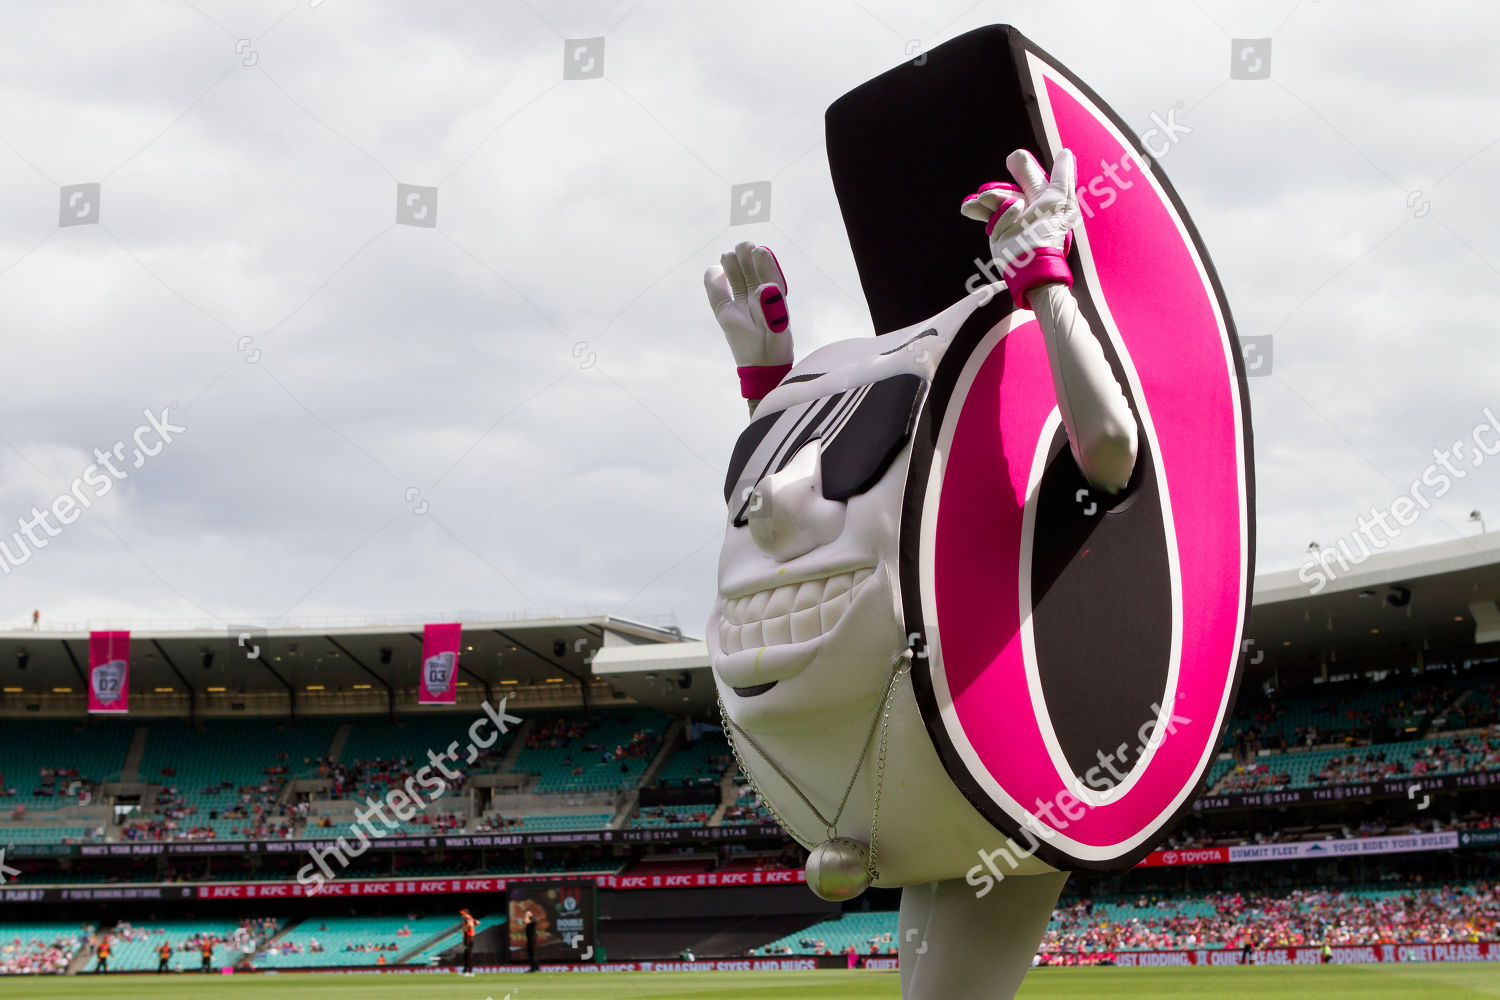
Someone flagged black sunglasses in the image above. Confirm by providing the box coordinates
[722,373,926,526]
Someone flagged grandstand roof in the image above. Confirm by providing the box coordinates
[1252,530,1500,673]
[0,615,682,708]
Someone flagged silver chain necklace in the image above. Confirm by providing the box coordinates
[718,650,911,895]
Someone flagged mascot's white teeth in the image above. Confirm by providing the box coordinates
[718,568,874,653]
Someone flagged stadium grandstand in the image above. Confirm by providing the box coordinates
[2,533,1500,977]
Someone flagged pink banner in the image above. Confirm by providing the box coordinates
[87,630,129,714]
[419,623,461,704]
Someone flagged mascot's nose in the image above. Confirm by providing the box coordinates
[747,441,847,561]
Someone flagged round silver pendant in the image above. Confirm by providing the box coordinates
[805,837,872,901]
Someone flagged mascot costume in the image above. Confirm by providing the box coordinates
[703,26,1254,998]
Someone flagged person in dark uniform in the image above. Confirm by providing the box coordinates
[157,941,172,973]
[460,909,477,978]
[95,936,110,974]
[525,911,539,972]
[200,939,214,973]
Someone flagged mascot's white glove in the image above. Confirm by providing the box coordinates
[961,148,1079,309]
[961,147,1138,494]
[704,241,793,404]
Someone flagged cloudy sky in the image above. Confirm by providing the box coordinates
[0,0,1497,636]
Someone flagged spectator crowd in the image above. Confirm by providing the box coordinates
[1039,881,1499,955]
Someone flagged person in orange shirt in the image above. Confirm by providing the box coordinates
[460,909,478,978]
[199,939,214,973]
[157,941,172,973]
[95,936,110,974]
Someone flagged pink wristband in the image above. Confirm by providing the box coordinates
[1002,246,1073,310]
[738,364,792,399]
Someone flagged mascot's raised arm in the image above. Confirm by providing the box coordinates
[699,24,1255,1000]
[959,147,1137,494]
[703,242,794,417]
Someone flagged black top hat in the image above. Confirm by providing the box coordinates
[825,25,1053,335]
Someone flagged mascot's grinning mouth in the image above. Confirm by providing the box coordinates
[718,567,875,661]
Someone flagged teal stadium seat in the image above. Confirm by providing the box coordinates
[253,914,457,968]
[340,712,516,774]
[510,812,612,832]
[0,825,93,844]
[0,719,132,812]
[513,709,672,794]
[652,732,734,788]
[630,805,714,829]
[132,718,338,840]
[754,911,897,955]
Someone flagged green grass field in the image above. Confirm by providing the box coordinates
[4,966,1500,999]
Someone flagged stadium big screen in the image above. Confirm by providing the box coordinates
[507,880,596,963]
